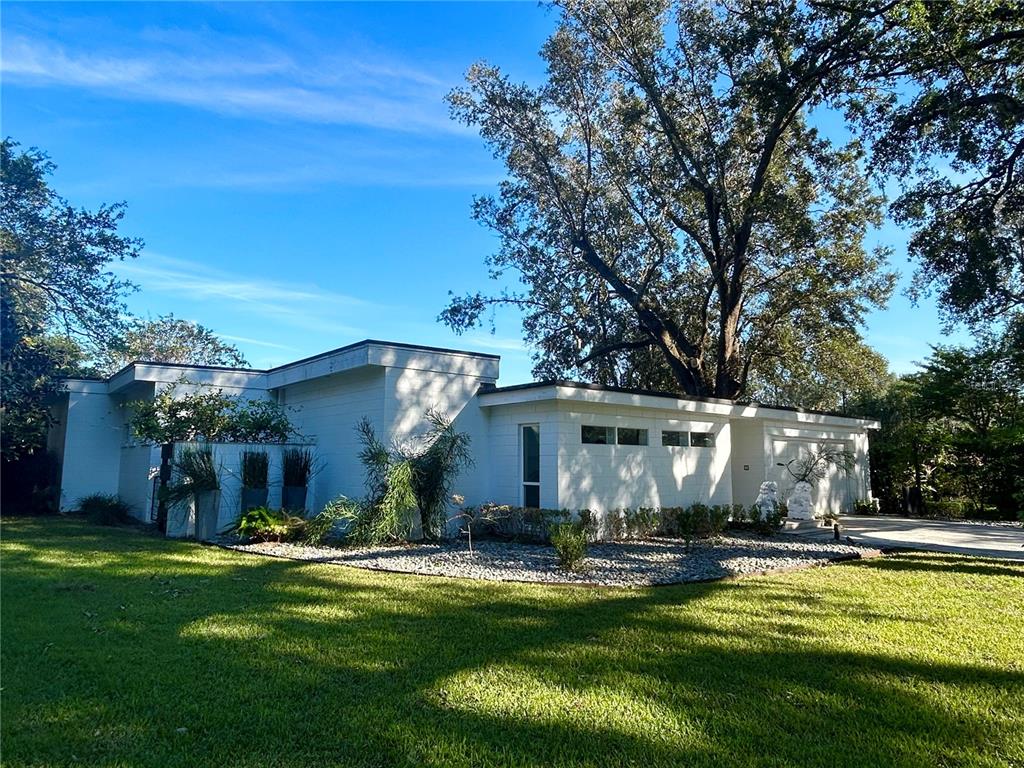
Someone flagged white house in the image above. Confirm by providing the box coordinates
[49,339,878,535]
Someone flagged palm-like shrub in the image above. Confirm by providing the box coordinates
[402,409,473,541]
[236,507,305,542]
[163,446,219,505]
[343,411,472,545]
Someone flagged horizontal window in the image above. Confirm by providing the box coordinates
[691,431,715,448]
[617,427,648,446]
[661,430,689,447]
[581,425,616,445]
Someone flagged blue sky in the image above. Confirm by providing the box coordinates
[2,1,965,384]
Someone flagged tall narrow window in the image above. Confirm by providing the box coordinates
[521,424,540,508]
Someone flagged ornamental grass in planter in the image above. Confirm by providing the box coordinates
[164,446,221,540]
[282,448,313,513]
[240,450,269,512]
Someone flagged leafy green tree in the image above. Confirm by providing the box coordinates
[441,0,895,399]
[1,139,142,348]
[97,314,248,376]
[864,0,1024,326]
[125,381,295,444]
[746,328,893,412]
[857,317,1024,517]
[0,284,91,460]
[2,138,141,470]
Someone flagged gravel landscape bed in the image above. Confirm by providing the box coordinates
[220,533,881,586]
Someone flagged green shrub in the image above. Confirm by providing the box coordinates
[707,505,730,535]
[549,522,588,570]
[473,504,570,543]
[77,494,133,526]
[853,499,879,515]
[577,509,600,541]
[604,510,626,541]
[730,503,783,535]
[658,506,684,537]
[305,497,359,545]
[623,507,661,539]
[236,507,305,543]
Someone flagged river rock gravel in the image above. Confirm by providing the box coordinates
[219,533,880,587]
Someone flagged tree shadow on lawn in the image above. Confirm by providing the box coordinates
[865,550,1024,579]
[2,519,1022,768]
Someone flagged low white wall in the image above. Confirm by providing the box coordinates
[118,444,161,523]
[163,442,318,538]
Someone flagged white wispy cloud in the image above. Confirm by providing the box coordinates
[1,30,462,135]
[117,252,378,336]
[463,334,533,354]
[218,334,298,352]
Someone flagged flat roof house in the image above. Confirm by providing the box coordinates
[50,339,879,535]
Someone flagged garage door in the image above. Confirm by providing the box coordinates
[771,438,853,516]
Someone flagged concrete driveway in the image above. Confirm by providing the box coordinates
[839,515,1024,561]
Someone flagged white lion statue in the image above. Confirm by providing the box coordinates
[755,481,779,519]
[787,480,816,520]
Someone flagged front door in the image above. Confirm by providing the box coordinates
[521,424,540,508]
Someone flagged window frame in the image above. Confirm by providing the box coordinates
[520,423,541,507]
[690,431,716,448]
[616,426,649,446]
[661,430,690,447]
[581,425,616,445]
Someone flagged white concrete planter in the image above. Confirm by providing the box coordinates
[194,490,222,540]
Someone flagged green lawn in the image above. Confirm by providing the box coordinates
[2,518,1022,768]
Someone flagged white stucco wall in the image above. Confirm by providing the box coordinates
[729,419,766,508]
[555,403,733,512]
[57,387,125,510]
[118,444,161,523]
[477,399,733,513]
[277,366,386,515]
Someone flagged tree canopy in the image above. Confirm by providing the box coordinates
[864,0,1024,326]
[1,139,142,349]
[96,314,248,376]
[441,0,1023,401]
[442,0,897,399]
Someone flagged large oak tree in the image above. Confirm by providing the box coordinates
[442,0,897,399]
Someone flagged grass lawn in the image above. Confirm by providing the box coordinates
[2,518,1022,768]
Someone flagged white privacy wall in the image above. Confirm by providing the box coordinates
[163,442,318,538]
[57,385,124,510]
[764,421,873,515]
[555,402,733,512]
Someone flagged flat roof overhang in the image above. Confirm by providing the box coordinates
[477,380,881,430]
